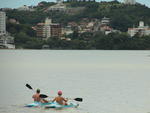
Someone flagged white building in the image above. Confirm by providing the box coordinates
[17,5,35,11]
[0,34,15,49]
[0,12,15,49]
[44,18,52,38]
[101,17,110,26]
[128,21,150,37]
[99,17,120,35]
[124,0,136,5]
[100,17,112,35]
[0,11,6,36]
[62,26,73,35]
[47,3,66,12]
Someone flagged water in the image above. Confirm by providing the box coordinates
[0,50,150,113]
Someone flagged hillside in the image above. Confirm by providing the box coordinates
[2,1,150,49]
[5,1,150,31]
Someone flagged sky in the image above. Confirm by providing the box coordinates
[0,0,149,8]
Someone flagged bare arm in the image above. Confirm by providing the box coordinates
[63,97,68,102]
[52,97,56,102]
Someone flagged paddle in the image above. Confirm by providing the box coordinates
[39,94,83,102]
[25,83,49,103]
[26,84,83,102]
[26,84,33,90]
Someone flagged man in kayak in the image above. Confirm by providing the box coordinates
[32,89,48,103]
[52,90,68,105]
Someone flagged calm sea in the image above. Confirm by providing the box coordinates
[0,50,150,113]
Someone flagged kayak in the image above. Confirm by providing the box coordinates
[44,102,79,109]
[25,101,79,108]
[25,101,52,107]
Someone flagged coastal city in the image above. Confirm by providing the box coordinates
[0,0,150,49]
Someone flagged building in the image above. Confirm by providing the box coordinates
[101,17,110,26]
[62,26,73,35]
[50,24,62,37]
[17,5,30,11]
[36,18,52,39]
[67,0,95,2]
[46,3,66,12]
[44,18,52,38]
[66,7,85,15]
[0,11,6,36]
[0,34,15,49]
[17,5,35,11]
[0,12,15,49]
[36,18,62,39]
[124,0,136,5]
[36,23,45,38]
[99,17,120,35]
[100,17,112,34]
[128,21,150,37]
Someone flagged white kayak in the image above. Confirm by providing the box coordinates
[44,102,79,109]
[25,101,52,107]
[25,101,79,109]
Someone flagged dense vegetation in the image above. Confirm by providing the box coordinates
[4,1,150,49]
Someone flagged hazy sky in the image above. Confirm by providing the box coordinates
[0,0,149,8]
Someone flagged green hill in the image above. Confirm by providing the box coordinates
[6,1,150,31]
[3,1,150,49]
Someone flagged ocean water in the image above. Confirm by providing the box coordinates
[0,50,150,113]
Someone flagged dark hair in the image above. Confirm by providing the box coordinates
[36,89,40,93]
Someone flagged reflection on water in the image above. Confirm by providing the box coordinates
[0,50,150,113]
[0,104,88,113]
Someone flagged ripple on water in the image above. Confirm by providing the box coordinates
[0,104,90,113]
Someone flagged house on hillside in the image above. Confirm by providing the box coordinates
[67,0,95,2]
[36,18,62,39]
[128,21,150,37]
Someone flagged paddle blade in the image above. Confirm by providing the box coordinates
[40,94,48,98]
[26,84,33,90]
[74,98,83,102]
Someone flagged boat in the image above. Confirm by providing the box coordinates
[25,101,52,107]
[25,101,79,109]
[44,102,79,109]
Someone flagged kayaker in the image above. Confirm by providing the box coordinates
[32,89,48,103]
[52,90,68,105]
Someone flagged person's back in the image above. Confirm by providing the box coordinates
[52,91,67,105]
[54,96,66,105]
[32,89,49,103]
[32,89,41,102]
